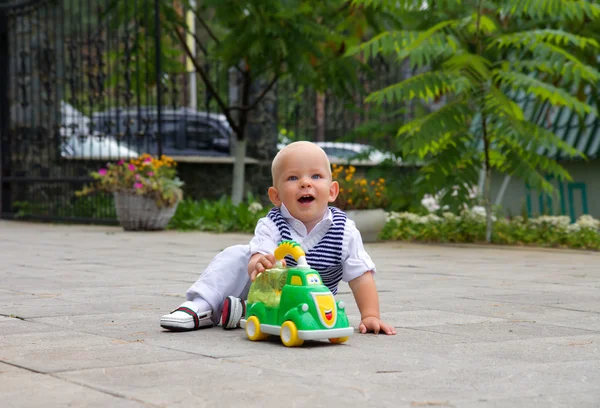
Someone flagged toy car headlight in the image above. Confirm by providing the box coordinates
[301,303,309,312]
[337,301,345,310]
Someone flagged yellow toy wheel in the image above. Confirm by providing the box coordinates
[329,336,349,344]
[246,316,268,341]
[280,321,304,347]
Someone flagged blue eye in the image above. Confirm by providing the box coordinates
[312,174,321,179]
[288,176,298,181]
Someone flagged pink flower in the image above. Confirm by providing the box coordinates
[147,172,154,177]
[128,164,136,171]
[135,174,141,180]
[98,168,107,176]
[117,160,124,165]
[134,182,143,189]
[143,157,152,163]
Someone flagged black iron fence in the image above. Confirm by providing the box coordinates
[0,0,196,222]
[0,0,406,223]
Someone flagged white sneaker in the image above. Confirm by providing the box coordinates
[160,301,213,331]
[220,296,245,330]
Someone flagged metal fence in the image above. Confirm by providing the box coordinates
[0,0,406,223]
[0,0,197,222]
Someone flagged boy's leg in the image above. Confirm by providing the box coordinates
[160,244,251,331]
[186,244,251,324]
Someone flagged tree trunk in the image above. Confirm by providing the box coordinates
[475,0,493,243]
[484,161,493,243]
[231,138,246,205]
[230,68,251,205]
[315,92,326,142]
[481,115,493,243]
[228,67,245,205]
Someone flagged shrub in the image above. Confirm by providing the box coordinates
[382,211,600,250]
[168,195,270,233]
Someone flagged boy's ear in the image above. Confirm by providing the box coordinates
[268,186,282,207]
[328,180,339,203]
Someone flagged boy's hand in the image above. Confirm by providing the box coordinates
[359,316,396,335]
[248,253,284,281]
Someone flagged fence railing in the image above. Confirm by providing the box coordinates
[0,0,406,223]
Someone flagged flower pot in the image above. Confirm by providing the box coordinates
[346,208,387,243]
[113,192,179,231]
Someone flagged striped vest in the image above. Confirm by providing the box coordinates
[267,207,347,294]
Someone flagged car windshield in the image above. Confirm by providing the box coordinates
[247,268,288,308]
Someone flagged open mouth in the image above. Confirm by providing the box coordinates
[298,195,315,204]
[324,309,333,321]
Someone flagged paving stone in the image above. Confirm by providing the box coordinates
[0,330,195,373]
[0,362,145,408]
[1,220,599,407]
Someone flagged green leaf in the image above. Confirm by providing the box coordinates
[494,71,596,116]
[492,29,600,51]
[365,71,469,105]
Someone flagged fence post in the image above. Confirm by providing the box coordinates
[154,0,163,157]
[0,10,8,218]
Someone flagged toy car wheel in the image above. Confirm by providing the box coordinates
[246,316,268,341]
[280,321,304,347]
[329,336,349,344]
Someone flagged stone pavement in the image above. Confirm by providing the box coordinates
[0,220,599,408]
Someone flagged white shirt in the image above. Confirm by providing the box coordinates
[249,204,376,282]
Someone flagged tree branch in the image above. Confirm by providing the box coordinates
[173,27,240,135]
[189,7,220,45]
[229,74,279,112]
[189,7,246,75]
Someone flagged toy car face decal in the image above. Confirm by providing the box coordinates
[306,273,321,285]
[311,292,336,328]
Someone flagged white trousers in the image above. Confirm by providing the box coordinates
[186,244,252,324]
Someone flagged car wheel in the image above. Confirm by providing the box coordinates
[329,337,349,344]
[280,321,304,347]
[246,316,268,341]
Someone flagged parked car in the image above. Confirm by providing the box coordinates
[277,138,399,165]
[60,102,138,160]
[91,107,231,157]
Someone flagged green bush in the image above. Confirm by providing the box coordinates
[381,211,600,250]
[14,194,117,220]
[168,194,270,233]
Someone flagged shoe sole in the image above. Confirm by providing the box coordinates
[221,296,244,330]
[160,323,195,332]
[161,310,213,332]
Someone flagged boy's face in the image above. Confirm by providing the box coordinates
[269,143,339,228]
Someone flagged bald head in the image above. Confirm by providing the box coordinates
[272,141,332,186]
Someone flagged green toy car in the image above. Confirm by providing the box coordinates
[240,240,353,347]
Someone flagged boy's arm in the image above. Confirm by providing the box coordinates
[348,272,396,335]
[248,216,281,280]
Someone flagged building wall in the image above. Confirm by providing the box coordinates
[492,158,599,221]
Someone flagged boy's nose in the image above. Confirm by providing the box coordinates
[300,177,312,187]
